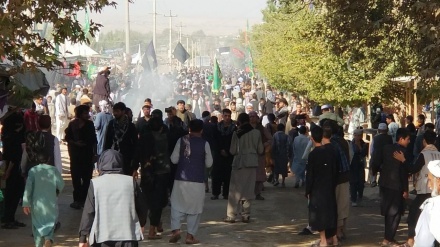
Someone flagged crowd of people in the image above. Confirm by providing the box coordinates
[1,65,440,247]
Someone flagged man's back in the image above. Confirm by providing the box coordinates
[87,174,143,244]
[379,144,409,192]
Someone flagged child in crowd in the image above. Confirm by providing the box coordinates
[272,124,291,187]
[22,152,64,247]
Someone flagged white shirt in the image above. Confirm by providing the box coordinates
[415,196,440,247]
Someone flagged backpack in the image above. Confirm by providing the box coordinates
[26,131,46,164]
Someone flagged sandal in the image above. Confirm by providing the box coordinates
[147,235,162,240]
[157,224,163,233]
[311,244,333,247]
[169,233,181,243]
[185,234,200,245]
[380,242,400,247]
[223,217,236,223]
[310,240,333,247]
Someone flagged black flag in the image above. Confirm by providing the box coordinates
[147,40,158,69]
[141,51,151,73]
[173,42,190,64]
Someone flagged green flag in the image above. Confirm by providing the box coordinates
[212,59,222,93]
[84,7,90,33]
[87,64,97,79]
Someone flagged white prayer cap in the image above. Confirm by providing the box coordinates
[75,85,81,88]
[225,85,232,90]
[223,98,231,102]
[428,160,440,178]
[99,66,111,72]
[321,104,332,110]
[99,100,108,106]
[238,77,244,82]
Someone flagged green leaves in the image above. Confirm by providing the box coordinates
[0,0,117,69]
[254,0,440,105]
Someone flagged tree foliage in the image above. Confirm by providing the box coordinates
[253,3,385,104]
[0,0,117,69]
[255,0,440,104]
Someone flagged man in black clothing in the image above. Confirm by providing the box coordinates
[1,112,26,229]
[199,111,220,195]
[369,123,393,187]
[212,109,236,200]
[65,105,97,210]
[373,128,411,246]
[164,107,188,191]
[104,102,138,176]
[136,105,152,137]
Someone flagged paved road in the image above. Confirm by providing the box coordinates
[0,146,410,247]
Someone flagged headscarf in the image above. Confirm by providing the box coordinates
[99,100,109,113]
[98,149,124,175]
[112,115,129,151]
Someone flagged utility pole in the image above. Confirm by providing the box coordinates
[125,0,130,55]
[164,10,177,71]
[176,22,186,43]
[150,0,159,49]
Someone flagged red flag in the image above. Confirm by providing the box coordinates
[232,48,245,58]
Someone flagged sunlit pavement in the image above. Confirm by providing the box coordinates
[0,145,410,246]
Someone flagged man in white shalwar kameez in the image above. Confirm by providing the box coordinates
[415,160,440,247]
[169,119,213,245]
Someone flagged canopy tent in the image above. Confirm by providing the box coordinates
[57,40,98,58]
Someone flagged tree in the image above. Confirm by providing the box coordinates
[257,0,440,104]
[0,0,117,69]
[253,2,385,104]
[311,0,440,102]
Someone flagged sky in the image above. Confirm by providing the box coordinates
[87,0,268,36]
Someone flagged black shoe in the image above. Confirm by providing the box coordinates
[210,195,219,200]
[298,227,313,235]
[223,217,236,223]
[13,221,26,227]
[54,222,61,232]
[70,202,82,210]
[371,181,377,187]
[410,189,417,195]
[1,223,18,229]
[273,181,280,186]
[255,194,265,200]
